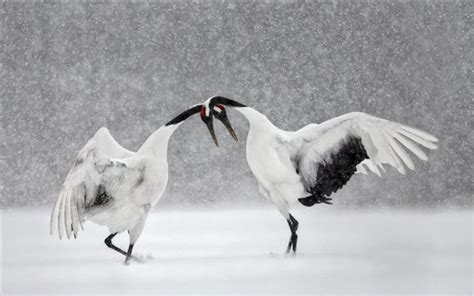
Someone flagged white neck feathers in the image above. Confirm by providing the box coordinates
[137,123,181,157]
[234,107,276,131]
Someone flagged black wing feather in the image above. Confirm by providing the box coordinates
[299,136,368,207]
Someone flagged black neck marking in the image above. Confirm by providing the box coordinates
[209,96,247,108]
[165,105,202,126]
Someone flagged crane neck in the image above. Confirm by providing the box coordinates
[137,104,200,158]
[137,123,181,158]
[234,106,277,132]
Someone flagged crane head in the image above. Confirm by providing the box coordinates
[200,96,244,147]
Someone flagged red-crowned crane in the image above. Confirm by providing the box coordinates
[201,96,438,254]
[50,104,236,264]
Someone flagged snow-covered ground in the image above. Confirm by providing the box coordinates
[1,206,472,295]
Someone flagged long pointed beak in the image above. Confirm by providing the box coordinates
[206,121,219,147]
[219,117,238,142]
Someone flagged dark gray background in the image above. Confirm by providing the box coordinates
[1,1,472,207]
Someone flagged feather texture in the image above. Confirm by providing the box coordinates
[50,128,142,239]
[288,112,438,190]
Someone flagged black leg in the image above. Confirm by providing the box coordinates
[290,214,299,232]
[124,244,134,265]
[104,232,128,256]
[286,220,293,253]
[290,214,299,253]
[285,214,299,254]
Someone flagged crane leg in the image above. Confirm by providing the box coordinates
[104,232,128,256]
[285,214,299,254]
[124,243,135,265]
[104,232,142,264]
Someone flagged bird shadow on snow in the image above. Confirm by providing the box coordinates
[43,250,327,266]
[103,251,334,266]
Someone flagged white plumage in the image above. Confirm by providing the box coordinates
[289,112,438,185]
[50,105,201,264]
[204,96,438,254]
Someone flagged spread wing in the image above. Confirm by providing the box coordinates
[91,127,135,159]
[288,112,438,200]
[50,128,139,239]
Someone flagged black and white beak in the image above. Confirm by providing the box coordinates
[200,106,219,146]
[200,104,238,146]
[205,117,219,147]
[213,106,238,142]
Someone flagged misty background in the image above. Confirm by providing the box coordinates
[1,1,472,208]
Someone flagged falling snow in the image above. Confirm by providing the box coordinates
[0,1,474,207]
[1,2,472,295]
[1,2,471,208]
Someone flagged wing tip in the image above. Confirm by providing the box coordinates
[400,125,438,142]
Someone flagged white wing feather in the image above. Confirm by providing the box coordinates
[290,112,438,187]
[50,128,136,239]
